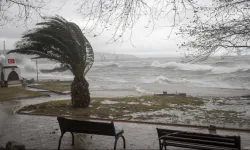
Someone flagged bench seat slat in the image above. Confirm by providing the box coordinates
[165,140,238,150]
[162,136,236,147]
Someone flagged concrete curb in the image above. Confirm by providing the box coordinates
[18,112,250,133]
[1,94,50,102]
[27,85,70,95]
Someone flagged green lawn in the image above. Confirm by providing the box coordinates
[0,87,47,101]
[18,95,204,119]
[18,95,249,127]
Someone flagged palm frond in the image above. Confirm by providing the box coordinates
[68,22,94,76]
[7,15,94,79]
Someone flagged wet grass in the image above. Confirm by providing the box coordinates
[18,95,204,120]
[18,95,250,127]
[0,87,46,101]
[203,109,244,124]
[33,81,71,92]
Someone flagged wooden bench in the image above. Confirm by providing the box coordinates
[57,117,126,150]
[156,128,241,150]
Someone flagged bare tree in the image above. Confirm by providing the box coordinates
[77,0,197,42]
[1,0,197,42]
[179,0,250,62]
[76,0,250,59]
[0,0,50,27]
[4,0,248,61]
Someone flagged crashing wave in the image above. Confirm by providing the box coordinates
[154,76,189,84]
[143,75,250,90]
[135,85,153,95]
[0,54,5,62]
[20,58,38,72]
[94,61,121,67]
[150,60,250,74]
[40,64,68,73]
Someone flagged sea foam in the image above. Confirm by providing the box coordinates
[150,60,250,74]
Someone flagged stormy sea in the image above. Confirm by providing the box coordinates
[5,52,250,97]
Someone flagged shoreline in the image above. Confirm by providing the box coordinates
[27,83,250,98]
[25,86,250,100]
[28,79,250,98]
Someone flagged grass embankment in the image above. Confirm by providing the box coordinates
[33,81,71,92]
[19,95,203,120]
[0,87,46,101]
[19,95,250,126]
[19,95,202,119]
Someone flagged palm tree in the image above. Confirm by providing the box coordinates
[8,16,94,108]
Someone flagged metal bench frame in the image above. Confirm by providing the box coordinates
[157,128,241,150]
[57,117,126,150]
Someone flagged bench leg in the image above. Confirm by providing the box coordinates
[159,140,167,150]
[70,132,74,146]
[114,137,118,150]
[58,132,65,150]
[114,135,126,150]
[163,141,167,150]
[121,135,126,149]
[159,140,162,150]
[164,145,167,150]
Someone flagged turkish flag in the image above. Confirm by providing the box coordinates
[8,59,15,64]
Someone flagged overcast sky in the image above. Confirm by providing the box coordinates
[0,0,189,57]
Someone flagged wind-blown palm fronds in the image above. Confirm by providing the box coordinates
[8,16,94,107]
[8,16,94,80]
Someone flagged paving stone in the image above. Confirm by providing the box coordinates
[0,113,250,149]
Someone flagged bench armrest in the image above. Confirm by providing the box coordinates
[159,132,180,140]
[114,126,124,136]
[115,129,124,136]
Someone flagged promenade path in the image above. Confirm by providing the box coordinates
[0,93,250,149]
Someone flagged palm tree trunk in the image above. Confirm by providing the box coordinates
[71,77,90,108]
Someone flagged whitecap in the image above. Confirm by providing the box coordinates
[150,60,250,74]
[154,76,188,84]
[93,61,122,67]
[135,85,153,95]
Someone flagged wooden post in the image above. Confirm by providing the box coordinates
[36,60,38,82]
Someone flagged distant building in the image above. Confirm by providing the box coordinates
[0,57,21,87]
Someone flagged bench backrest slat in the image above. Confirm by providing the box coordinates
[157,128,238,141]
[57,117,115,136]
[158,131,235,143]
[157,128,241,149]
[171,133,235,142]
[163,136,236,148]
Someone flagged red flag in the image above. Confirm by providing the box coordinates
[8,59,15,64]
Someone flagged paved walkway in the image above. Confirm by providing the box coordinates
[0,114,250,149]
[0,93,250,149]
